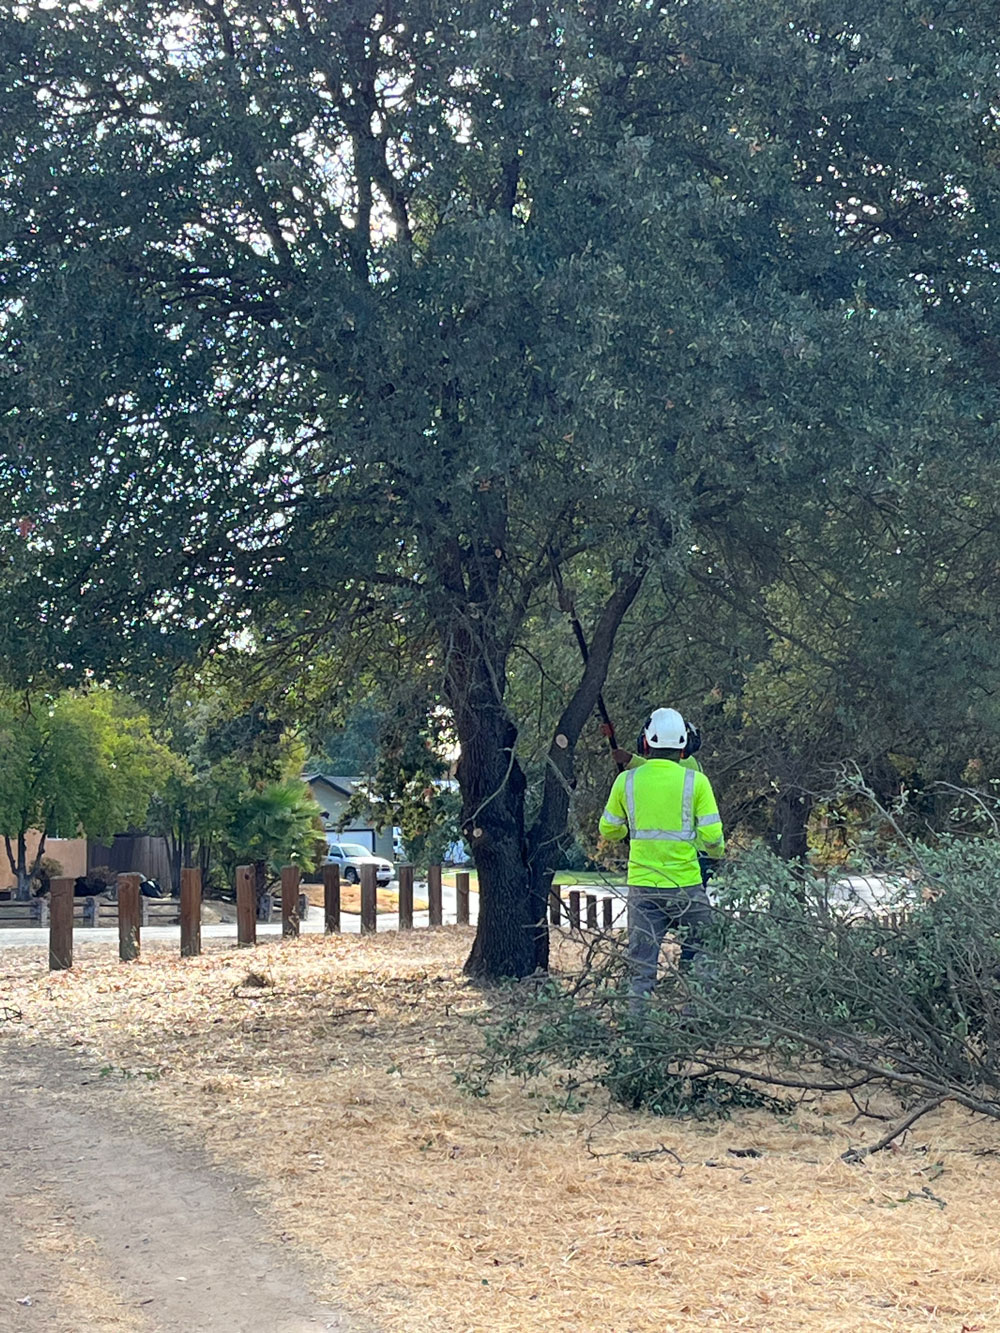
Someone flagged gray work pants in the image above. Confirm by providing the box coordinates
[626,883,713,1006]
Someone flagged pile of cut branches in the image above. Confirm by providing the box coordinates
[463,837,1000,1157]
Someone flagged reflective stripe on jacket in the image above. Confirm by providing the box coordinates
[599,759,725,889]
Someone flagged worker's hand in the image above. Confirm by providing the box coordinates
[612,748,633,767]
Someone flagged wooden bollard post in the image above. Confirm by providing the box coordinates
[48,876,74,971]
[281,865,301,938]
[236,865,256,947]
[568,889,581,932]
[602,895,614,931]
[549,888,561,926]
[117,873,141,962]
[586,894,598,930]
[455,870,470,926]
[360,863,377,935]
[398,864,414,930]
[427,865,443,927]
[180,867,202,958]
[323,864,341,934]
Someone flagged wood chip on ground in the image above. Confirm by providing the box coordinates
[3,931,1000,1332]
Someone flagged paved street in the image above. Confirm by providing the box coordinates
[0,882,637,952]
[0,881,481,952]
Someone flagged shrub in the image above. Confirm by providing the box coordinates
[29,856,63,894]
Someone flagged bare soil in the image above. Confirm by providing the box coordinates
[0,1040,364,1333]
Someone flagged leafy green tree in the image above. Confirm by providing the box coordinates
[0,690,167,898]
[2,1,997,974]
[146,680,311,894]
[311,704,380,780]
[338,685,462,869]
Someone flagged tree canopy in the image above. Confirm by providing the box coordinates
[0,689,167,898]
[2,1,999,972]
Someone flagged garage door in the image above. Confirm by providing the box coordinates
[341,827,375,853]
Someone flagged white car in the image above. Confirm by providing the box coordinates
[325,840,393,887]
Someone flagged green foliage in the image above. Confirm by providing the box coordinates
[312,705,380,778]
[459,973,789,1119]
[220,778,324,885]
[146,680,309,893]
[0,689,168,897]
[464,833,1000,1141]
[603,1060,791,1121]
[705,841,1000,1071]
[3,0,1000,970]
[339,685,461,868]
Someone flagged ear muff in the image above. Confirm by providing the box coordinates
[681,723,701,761]
[638,716,653,756]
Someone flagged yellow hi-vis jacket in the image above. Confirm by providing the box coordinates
[599,759,725,890]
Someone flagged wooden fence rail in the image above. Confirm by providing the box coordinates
[49,877,74,971]
[455,872,470,927]
[360,864,377,935]
[398,864,414,931]
[236,865,256,948]
[427,864,443,927]
[323,864,341,935]
[34,862,624,971]
[118,873,141,962]
[281,865,301,938]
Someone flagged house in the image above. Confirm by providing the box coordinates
[0,834,88,893]
[304,774,394,860]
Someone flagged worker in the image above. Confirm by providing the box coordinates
[613,721,713,885]
[599,707,725,1007]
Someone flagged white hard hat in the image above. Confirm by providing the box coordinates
[643,707,687,750]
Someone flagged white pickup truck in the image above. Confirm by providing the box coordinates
[324,840,394,887]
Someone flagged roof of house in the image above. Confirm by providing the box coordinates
[304,773,359,799]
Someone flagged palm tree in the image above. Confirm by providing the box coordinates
[223,780,324,905]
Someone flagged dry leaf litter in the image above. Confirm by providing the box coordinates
[3,929,1000,1332]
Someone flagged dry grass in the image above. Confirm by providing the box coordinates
[4,930,1000,1332]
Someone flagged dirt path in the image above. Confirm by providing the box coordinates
[0,1042,367,1333]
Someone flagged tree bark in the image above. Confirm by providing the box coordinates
[449,566,646,980]
[771,786,813,861]
[15,831,31,901]
[453,671,533,980]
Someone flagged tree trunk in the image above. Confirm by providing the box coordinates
[4,835,17,896]
[15,832,32,901]
[451,568,646,980]
[178,832,194,898]
[771,786,813,861]
[168,832,182,897]
[199,838,212,890]
[455,693,534,980]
